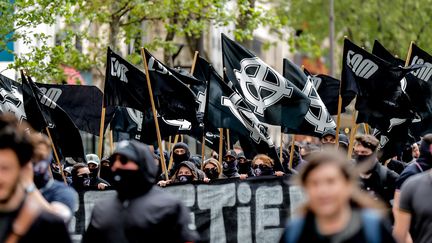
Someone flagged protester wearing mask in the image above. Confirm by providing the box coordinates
[279,151,395,243]
[168,142,191,177]
[63,166,73,185]
[21,133,78,223]
[202,158,221,181]
[71,163,92,192]
[320,129,336,149]
[82,140,199,243]
[85,154,110,190]
[252,154,284,177]
[353,135,398,207]
[99,157,114,185]
[238,152,255,179]
[171,161,200,184]
[221,150,240,178]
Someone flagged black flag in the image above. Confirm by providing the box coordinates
[372,40,405,67]
[104,47,150,111]
[342,38,414,130]
[22,73,85,161]
[282,59,335,137]
[36,83,115,135]
[303,69,341,115]
[206,60,284,171]
[222,34,310,130]
[0,74,27,122]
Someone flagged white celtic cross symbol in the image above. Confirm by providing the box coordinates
[303,79,335,133]
[234,57,293,117]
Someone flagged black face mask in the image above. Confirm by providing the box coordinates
[178,175,194,182]
[204,168,219,180]
[33,159,51,189]
[173,153,189,164]
[75,174,91,188]
[353,154,375,164]
[254,165,274,176]
[238,161,251,173]
[89,168,99,179]
[113,169,150,201]
[100,166,113,181]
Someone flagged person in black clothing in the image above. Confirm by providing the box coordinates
[279,151,395,243]
[353,135,399,207]
[202,158,222,180]
[221,150,240,178]
[237,152,255,179]
[82,140,199,243]
[86,154,110,190]
[0,114,70,243]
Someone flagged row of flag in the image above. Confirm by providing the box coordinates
[1,34,432,165]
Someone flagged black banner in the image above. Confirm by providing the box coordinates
[69,177,305,243]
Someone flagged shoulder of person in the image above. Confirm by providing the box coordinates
[401,171,429,189]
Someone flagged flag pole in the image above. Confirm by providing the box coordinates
[45,128,67,185]
[97,108,106,159]
[363,123,369,134]
[218,128,223,167]
[168,136,172,151]
[347,109,358,159]
[288,135,296,170]
[405,41,414,67]
[226,128,231,150]
[167,134,179,171]
[141,48,169,180]
[201,135,206,162]
[279,131,284,162]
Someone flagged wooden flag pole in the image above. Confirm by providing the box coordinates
[226,129,231,150]
[288,135,296,170]
[167,135,180,171]
[201,135,206,162]
[218,128,223,167]
[347,110,358,159]
[45,128,67,185]
[191,51,199,74]
[141,48,168,180]
[363,123,369,134]
[168,136,172,151]
[279,131,284,162]
[405,41,414,67]
[97,107,106,159]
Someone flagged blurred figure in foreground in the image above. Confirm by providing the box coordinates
[280,151,395,243]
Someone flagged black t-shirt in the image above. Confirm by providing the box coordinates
[399,172,432,243]
[359,163,398,206]
[0,202,71,243]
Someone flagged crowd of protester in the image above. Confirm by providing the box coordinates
[1,112,431,243]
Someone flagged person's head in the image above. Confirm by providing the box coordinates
[109,140,158,200]
[298,151,383,218]
[418,135,432,161]
[412,142,420,159]
[338,134,349,154]
[300,143,320,160]
[31,133,53,189]
[320,130,336,148]
[223,150,237,163]
[202,158,221,180]
[71,163,91,189]
[64,166,72,178]
[86,153,100,179]
[172,161,198,183]
[353,134,379,172]
[0,115,35,204]
[237,152,247,164]
[172,142,190,164]
[252,154,274,176]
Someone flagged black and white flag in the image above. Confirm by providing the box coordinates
[222,34,310,130]
[0,74,26,122]
[22,73,85,161]
[342,38,415,130]
[283,59,335,137]
[303,69,341,116]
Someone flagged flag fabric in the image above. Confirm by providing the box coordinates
[221,34,310,130]
[143,49,199,125]
[303,69,341,115]
[36,83,115,135]
[206,60,284,171]
[22,73,85,161]
[0,74,27,122]
[342,38,414,130]
[104,47,150,111]
[282,59,336,137]
[374,119,414,162]
[372,40,405,67]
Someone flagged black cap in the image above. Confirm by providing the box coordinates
[237,152,246,160]
[321,129,336,139]
[339,134,349,146]
[224,150,237,158]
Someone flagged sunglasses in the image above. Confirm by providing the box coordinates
[78,173,90,179]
